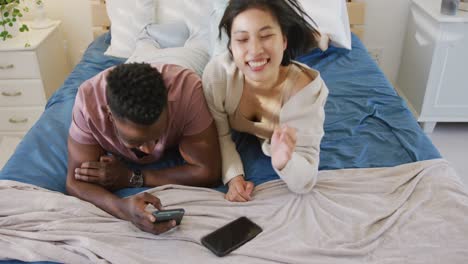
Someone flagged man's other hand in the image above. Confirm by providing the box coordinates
[74,155,130,190]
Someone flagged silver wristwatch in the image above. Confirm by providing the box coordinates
[129,169,144,188]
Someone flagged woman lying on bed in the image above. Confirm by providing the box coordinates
[202,0,329,202]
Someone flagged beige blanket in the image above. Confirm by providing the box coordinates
[1,159,468,263]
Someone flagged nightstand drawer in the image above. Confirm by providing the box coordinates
[0,51,41,79]
[0,107,43,132]
[0,80,46,106]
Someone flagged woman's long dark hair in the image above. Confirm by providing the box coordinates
[219,0,321,66]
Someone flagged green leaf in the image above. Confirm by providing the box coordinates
[20,24,28,32]
[24,42,30,48]
[3,11,9,17]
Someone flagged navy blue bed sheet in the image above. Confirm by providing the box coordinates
[0,32,440,264]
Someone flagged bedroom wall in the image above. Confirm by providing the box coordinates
[39,0,94,67]
[40,0,410,84]
[355,0,411,85]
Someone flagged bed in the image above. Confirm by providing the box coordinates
[1,1,468,263]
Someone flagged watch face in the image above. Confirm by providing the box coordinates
[130,170,143,187]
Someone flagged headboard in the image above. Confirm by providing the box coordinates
[90,0,366,40]
[347,0,366,40]
[90,0,110,39]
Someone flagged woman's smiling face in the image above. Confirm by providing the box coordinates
[229,8,287,84]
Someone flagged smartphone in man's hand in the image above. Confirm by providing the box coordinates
[152,208,185,225]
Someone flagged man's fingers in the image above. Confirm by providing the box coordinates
[152,220,176,235]
[75,168,101,177]
[138,212,175,235]
[144,211,156,223]
[80,161,102,169]
[143,192,162,210]
[100,155,113,163]
[75,174,99,183]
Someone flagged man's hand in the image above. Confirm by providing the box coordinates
[119,192,176,235]
[271,125,297,171]
[74,155,130,190]
[225,175,254,202]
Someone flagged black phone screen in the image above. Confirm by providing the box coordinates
[201,216,262,257]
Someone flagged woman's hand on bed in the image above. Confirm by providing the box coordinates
[271,125,297,171]
[75,155,130,191]
[226,175,254,202]
[119,192,176,235]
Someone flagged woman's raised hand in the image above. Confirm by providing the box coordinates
[271,125,297,171]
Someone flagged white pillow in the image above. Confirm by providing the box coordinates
[209,0,229,57]
[127,24,210,77]
[154,0,185,24]
[105,0,157,58]
[154,0,212,53]
[209,0,352,54]
[299,0,351,50]
[137,22,190,49]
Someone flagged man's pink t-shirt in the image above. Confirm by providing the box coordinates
[69,64,213,164]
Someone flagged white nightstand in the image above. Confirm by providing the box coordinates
[396,0,468,133]
[0,21,69,137]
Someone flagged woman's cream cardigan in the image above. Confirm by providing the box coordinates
[202,52,329,194]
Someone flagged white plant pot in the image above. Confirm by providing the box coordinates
[31,3,54,29]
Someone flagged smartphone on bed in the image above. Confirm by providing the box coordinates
[201,216,262,257]
[152,208,185,225]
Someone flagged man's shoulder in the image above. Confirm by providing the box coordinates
[80,66,113,91]
[75,67,111,113]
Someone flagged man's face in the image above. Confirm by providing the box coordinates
[109,108,168,155]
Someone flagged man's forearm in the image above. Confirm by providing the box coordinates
[66,180,126,220]
[143,163,220,188]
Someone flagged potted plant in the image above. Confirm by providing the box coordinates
[0,0,30,41]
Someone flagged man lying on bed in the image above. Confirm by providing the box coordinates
[66,62,221,235]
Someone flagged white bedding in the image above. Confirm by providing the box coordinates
[126,22,210,76]
[1,159,468,263]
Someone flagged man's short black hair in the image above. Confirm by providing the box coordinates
[106,63,167,126]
